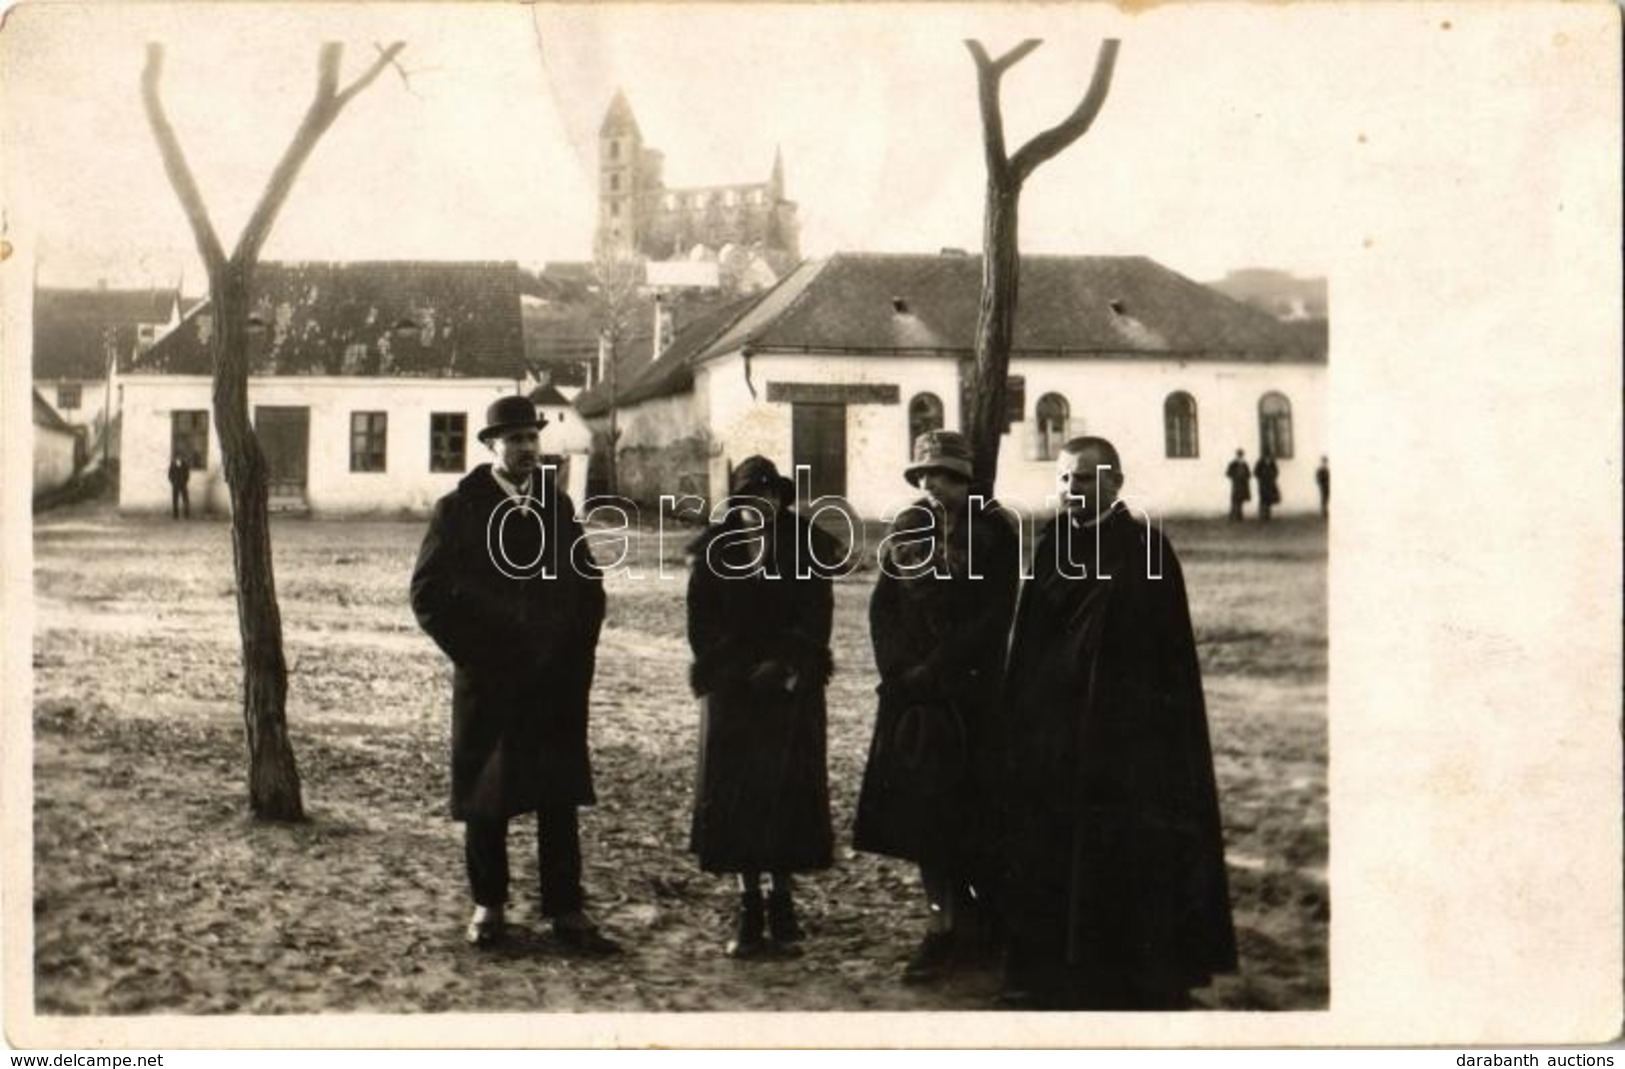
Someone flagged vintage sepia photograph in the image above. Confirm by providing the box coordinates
[1,0,1618,1051]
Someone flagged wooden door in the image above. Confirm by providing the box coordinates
[791,402,847,502]
[254,406,310,501]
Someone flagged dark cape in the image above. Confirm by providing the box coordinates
[854,495,1020,874]
[685,507,845,874]
[1254,457,1281,506]
[1001,503,1236,1002]
[410,464,605,820]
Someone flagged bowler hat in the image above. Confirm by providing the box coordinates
[903,429,974,485]
[729,455,795,504]
[477,395,549,443]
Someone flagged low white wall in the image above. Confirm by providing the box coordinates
[118,376,582,515]
[33,425,78,497]
[697,350,1326,519]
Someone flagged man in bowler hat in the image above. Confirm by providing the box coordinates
[411,395,620,954]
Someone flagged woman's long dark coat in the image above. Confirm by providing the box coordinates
[853,496,1020,872]
[410,465,604,820]
[686,508,843,874]
[1002,503,1237,996]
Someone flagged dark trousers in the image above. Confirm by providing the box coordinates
[171,485,190,519]
[464,804,584,916]
[1228,496,1245,521]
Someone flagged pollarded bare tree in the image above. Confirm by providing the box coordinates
[590,254,646,497]
[964,38,1120,486]
[142,41,406,820]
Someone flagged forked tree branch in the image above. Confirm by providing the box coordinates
[234,41,407,266]
[1011,39,1120,182]
[141,44,227,269]
[966,38,1121,187]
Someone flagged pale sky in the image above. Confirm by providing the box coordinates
[0,2,1397,291]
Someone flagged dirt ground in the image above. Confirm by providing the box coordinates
[29,502,1327,1015]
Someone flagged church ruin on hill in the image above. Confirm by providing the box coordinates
[593,91,800,274]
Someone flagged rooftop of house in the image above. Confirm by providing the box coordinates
[128,261,525,379]
[578,252,1327,414]
[33,387,75,432]
[706,252,1324,361]
[33,286,180,379]
[575,293,764,418]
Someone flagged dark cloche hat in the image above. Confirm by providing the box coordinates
[478,395,549,443]
[904,429,974,484]
[729,455,795,504]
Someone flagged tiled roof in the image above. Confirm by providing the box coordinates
[129,261,524,379]
[585,252,1321,412]
[33,388,74,431]
[528,383,573,407]
[575,293,764,418]
[703,253,1321,362]
[33,287,179,378]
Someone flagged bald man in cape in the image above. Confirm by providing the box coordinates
[998,436,1236,1010]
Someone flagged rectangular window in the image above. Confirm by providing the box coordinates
[429,412,467,473]
[57,383,82,410]
[170,410,209,469]
[350,411,388,472]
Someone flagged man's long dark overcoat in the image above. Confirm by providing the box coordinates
[410,465,604,820]
[854,496,1020,872]
[685,508,844,874]
[1002,503,1237,996]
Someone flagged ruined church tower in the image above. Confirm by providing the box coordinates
[592,92,799,266]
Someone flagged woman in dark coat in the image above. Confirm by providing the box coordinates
[686,455,845,958]
[410,395,617,954]
[853,430,1020,983]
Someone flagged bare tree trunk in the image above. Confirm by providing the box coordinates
[143,42,405,820]
[965,38,1120,487]
[968,178,1021,486]
[212,264,302,817]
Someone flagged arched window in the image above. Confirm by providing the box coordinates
[1259,392,1294,459]
[1036,393,1070,461]
[1164,391,1199,458]
[908,392,944,450]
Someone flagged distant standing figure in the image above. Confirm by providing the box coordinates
[1254,450,1281,522]
[1316,456,1330,517]
[1224,450,1250,521]
[168,454,191,520]
[686,456,845,959]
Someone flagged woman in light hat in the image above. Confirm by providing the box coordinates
[685,455,847,958]
[854,430,1021,984]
